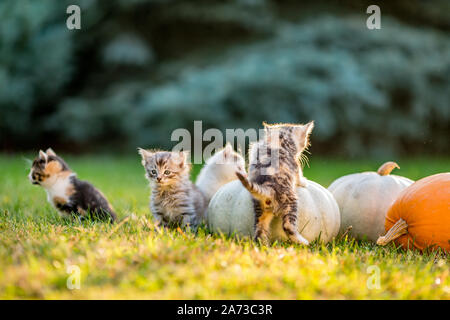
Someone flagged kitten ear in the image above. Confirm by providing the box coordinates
[138,148,153,158]
[46,148,56,156]
[304,121,314,135]
[138,148,153,166]
[223,143,233,158]
[224,142,233,151]
[177,150,190,168]
[39,150,48,161]
[295,121,314,149]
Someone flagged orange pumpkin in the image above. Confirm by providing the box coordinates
[377,173,450,252]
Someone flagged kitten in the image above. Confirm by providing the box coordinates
[138,149,207,229]
[195,143,246,205]
[28,148,116,222]
[235,121,314,245]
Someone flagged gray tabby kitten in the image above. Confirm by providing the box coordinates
[138,149,207,229]
[236,121,314,245]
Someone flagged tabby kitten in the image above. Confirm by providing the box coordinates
[236,121,314,245]
[138,149,207,229]
[195,143,246,205]
[28,148,116,222]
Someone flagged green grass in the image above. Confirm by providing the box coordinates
[0,154,449,299]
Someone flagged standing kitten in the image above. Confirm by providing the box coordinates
[195,143,246,205]
[28,148,116,222]
[235,122,314,245]
[138,149,207,229]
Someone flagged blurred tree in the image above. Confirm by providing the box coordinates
[0,0,449,156]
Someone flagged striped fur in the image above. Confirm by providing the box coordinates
[138,149,206,229]
[235,122,314,245]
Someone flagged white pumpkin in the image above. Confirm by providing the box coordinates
[207,179,340,244]
[328,161,413,242]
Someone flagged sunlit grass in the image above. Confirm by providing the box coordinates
[0,154,448,299]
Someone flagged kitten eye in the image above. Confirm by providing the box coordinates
[150,169,157,175]
[164,170,171,175]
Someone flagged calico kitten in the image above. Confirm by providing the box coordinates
[28,148,116,222]
[138,149,207,229]
[235,122,314,245]
[195,143,246,205]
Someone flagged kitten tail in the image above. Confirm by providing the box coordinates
[235,171,273,201]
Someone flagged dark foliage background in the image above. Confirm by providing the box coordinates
[0,0,449,157]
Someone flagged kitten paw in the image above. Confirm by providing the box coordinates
[290,234,309,246]
[254,234,270,246]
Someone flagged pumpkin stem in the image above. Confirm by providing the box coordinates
[376,218,408,246]
[377,161,400,176]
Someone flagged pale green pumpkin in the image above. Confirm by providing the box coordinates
[328,162,413,242]
[207,179,340,244]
